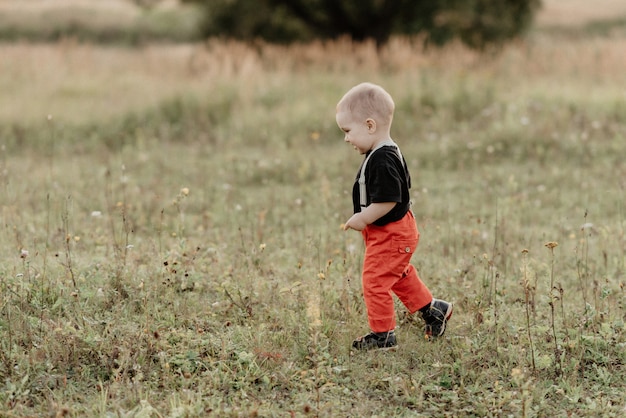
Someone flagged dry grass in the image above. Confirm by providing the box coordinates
[1,0,626,126]
[0,42,210,124]
[0,0,140,38]
[2,34,626,126]
[537,0,626,27]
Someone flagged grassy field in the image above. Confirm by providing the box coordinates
[0,0,201,44]
[1,3,626,417]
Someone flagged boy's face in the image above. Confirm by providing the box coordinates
[336,109,376,155]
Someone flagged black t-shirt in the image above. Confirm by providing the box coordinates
[352,145,411,226]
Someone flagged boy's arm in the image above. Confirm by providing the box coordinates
[343,202,395,231]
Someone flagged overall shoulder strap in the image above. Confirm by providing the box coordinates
[358,139,404,209]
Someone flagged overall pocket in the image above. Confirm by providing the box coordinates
[383,238,416,276]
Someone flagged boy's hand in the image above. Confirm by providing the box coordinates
[342,202,395,232]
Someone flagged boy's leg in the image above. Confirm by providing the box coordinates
[389,212,453,337]
[393,264,453,338]
[354,245,400,350]
[362,257,397,333]
[388,211,433,313]
[391,264,433,314]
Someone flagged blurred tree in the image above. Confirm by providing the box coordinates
[131,0,163,8]
[183,0,541,49]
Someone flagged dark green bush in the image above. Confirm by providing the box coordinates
[185,0,541,49]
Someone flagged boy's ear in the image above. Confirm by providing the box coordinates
[366,118,377,133]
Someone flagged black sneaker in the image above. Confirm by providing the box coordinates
[352,331,397,350]
[422,299,453,339]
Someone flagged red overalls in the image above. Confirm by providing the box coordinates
[361,210,432,333]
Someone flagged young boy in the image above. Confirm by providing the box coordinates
[336,82,453,350]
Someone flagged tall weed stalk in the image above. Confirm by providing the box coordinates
[61,195,77,289]
[521,249,536,373]
[576,211,590,307]
[545,241,562,375]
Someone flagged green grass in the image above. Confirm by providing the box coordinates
[1,38,626,416]
[0,2,202,44]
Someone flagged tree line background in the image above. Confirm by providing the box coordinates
[182,0,542,49]
[0,0,542,49]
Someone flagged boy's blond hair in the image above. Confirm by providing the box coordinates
[337,82,395,126]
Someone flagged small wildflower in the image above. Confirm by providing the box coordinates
[74,236,80,242]
[544,242,558,249]
[259,243,266,251]
[521,249,529,254]
[180,187,190,196]
[91,211,102,218]
[318,272,325,280]
[20,249,29,258]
